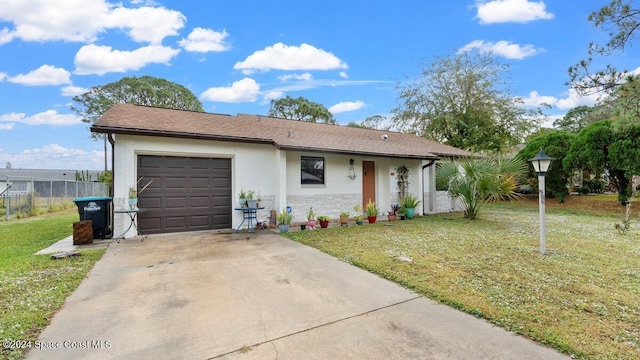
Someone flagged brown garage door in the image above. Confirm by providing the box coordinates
[137,155,232,234]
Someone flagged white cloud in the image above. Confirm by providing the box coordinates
[556,89,599,110]
[61,86,89,97]
[476,0,554,24]
[278,73,313,82]
[0,27,14,45]
[178,27,230,53]
[339,71,348,79]
[0,123,14,130]
[74,44,180,75]
[458,40,543,59]
[520,90,558,107]
[0,0,185,44]
[234,42,348,74]
[106,6,185,44]
[7,65,71,86]
[0,144,106,170]
[200,78,260,103]
[0,110,82,126]
[0,72,7,81]
[328,100,365,114]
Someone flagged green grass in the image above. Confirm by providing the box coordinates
[0,209,105,360]
[285,200,640,359]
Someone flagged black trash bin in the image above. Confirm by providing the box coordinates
[73,196,113,239]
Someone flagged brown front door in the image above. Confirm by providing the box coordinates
[362,160,375,208]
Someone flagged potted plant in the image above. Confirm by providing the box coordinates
[399,194,421,219]
[339,211,349,226]
[256,195,262,208]
[277,207,293,233]
[128,186,138,208]
[246,190,257,208]
[128,177,153,208]
[388,203,400,222]
[365,199,379,224]
[353,204,363,225]
[398,207,407,220]
[318,215,330,228]
[307,207,316,229]
[238,188,247,207]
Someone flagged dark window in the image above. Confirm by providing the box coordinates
[301,156,324,185]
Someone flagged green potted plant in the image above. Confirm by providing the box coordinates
[339,211,349,226]
[128,177,153,208]
[353,204,363,225]
[398,207,407,220]
[128,186,138,208]
[277,207,293,233]
[246,190,257,208]
[399,194,421,219]
[388,203,400,222]
[317,215,330,228]
[238,188,247,207]
[307,207,316,229]
[365,199,379,223]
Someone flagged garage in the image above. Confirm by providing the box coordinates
[137,155,232,234]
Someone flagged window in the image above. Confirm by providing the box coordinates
[301,156,324,185]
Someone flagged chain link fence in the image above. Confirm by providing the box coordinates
[1,179,109,220]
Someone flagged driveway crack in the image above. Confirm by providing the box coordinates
[207,296,422,359]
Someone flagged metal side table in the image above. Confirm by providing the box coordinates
[114,208,147,242]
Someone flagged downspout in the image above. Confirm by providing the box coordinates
[422,159,436,214]
[108,133,115,234]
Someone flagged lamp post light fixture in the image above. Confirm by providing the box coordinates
[529,149,554,254]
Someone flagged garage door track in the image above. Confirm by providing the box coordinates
[28,231,567,359]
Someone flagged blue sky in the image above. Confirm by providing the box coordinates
[0,0,637,170]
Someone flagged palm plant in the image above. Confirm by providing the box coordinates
[436,156,526,220]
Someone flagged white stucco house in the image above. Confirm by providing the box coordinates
[92,104,469,238]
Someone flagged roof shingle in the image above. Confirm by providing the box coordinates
[92,104,470,160]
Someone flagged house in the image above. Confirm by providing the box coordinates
[92,104,469,238]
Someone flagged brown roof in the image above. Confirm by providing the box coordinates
[91,104,470,160]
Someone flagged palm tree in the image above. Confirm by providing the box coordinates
[436,156,526,220]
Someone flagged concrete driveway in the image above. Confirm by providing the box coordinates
[28,231,568,359]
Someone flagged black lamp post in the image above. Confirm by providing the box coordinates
[529,149,553,254]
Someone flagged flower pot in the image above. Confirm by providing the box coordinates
[279,224,290,233]
[239,198,247,207]
[300,224,306,230]
[319,220,330,228]
[356,220,363,225]
[367,216,377,224]
[339,215,349,226]
[307,220,316,229]
[387,214,396,222]
[247,200,258,208]
[405,208,415,219]
[128,198,138,208]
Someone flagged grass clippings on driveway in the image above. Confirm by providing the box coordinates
[0,210,105,360]
[285,199,640,359]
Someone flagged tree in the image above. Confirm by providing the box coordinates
[517,130,577,203]
[436,156,527,220]
[71,76,204,171]
[5,162,11,169]
[563,119,640,204]
[268,96,336,124]
[392,52,542,153]
[553,106,595,133]
[568,0,640,95]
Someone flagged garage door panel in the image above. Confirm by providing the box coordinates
[165,197,187,208]
[137,155,232,234]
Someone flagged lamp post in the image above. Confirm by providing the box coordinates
[529,149,553,254]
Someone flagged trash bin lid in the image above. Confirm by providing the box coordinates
[73,196,112,203]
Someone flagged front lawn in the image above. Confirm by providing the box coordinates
[285,197,639,359]
[0,210,105,360]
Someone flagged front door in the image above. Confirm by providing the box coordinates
[362,161,375,208]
